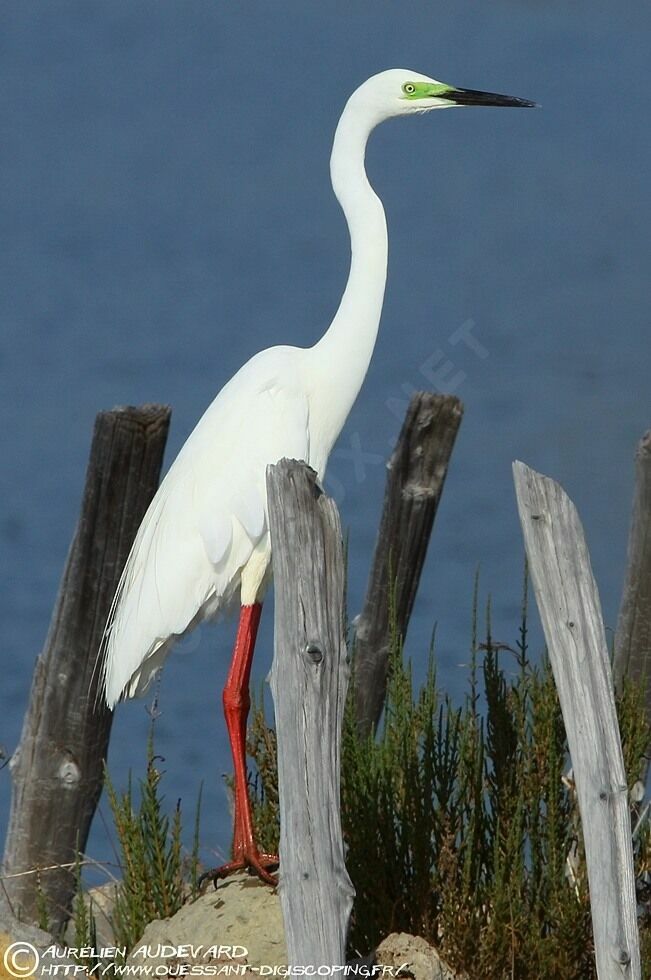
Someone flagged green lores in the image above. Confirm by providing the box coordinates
[400,81,536,109]
[401,81,455,100]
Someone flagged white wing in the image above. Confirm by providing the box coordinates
[100,345,311,707]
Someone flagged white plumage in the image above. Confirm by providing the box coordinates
[98,67,532,882]
[100,69,534,709]
[101,345,313,705]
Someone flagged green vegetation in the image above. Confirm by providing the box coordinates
[102,731,202,951]
[87,575,650,978]
[71,853,100,972]
[249,580,651,979]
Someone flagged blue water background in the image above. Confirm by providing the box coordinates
[1,2,649,876]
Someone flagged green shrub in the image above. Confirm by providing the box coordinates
[103,731,201,952]
[249,579,651,978]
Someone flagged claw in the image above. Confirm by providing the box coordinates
[199,851,279,889]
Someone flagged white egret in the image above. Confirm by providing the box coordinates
[100,69,534,884]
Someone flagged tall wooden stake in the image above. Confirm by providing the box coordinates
[513,461,640,980]
[2,405,170,935]
[354,392,463,736]
[267,460,353,966]
[614,431,651,750]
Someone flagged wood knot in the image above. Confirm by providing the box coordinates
[58,758,81,786]
[615,948,631,966]
[305,643,323,665]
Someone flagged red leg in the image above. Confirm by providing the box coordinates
[202,602,278,887]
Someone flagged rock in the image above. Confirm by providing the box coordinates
[127,873,286,970]
[375,932,460,980]
[0,900,77,979]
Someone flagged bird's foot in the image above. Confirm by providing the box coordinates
[198,849,279,890]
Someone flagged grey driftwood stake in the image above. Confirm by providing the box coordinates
[2,404,170,935]
[614,432,651,732]
[513,460,640,980]
[267,459,354,966]
[354,392,463,736]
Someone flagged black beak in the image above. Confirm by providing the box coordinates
[441,87,536,108]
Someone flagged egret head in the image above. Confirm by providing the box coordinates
[350,69,535,126]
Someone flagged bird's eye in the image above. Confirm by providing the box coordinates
[402,83,416,96]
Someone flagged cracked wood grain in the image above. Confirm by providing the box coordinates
[267,460,353,966]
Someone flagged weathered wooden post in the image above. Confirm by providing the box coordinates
[354,392,463,735]
[613,432,651,746]
[2,405,170,935]
[267,459,354,965]
[513,461,640,980]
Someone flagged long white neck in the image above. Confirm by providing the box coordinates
[306,96,388,459]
